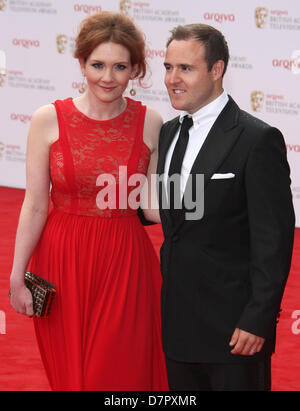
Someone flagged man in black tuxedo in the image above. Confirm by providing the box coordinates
[157,23,295,391]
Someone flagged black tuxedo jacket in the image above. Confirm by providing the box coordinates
[157,96,295,363]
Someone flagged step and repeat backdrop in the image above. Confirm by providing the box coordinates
[0,0,300,224]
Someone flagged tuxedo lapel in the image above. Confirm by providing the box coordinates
[189,98,243,188]
[157,117,180,175]
[175,97,243,230]
[159,97,244,231]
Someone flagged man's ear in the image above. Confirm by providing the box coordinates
[212,60,225,80]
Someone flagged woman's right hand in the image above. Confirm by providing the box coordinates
[9,282,34,317]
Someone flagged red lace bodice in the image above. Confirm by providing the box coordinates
[50,97,151,217]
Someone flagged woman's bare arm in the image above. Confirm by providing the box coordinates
[9,104,58,316]
[140,107,163,223]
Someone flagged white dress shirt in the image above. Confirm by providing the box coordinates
[164,91,229,199]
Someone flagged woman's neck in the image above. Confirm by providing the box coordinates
[74,91,127,121]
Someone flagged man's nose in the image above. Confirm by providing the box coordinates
[167,69,180,84]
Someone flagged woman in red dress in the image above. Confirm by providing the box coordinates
[9,11,168,391]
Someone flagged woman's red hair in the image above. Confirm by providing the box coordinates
[74,11,147,81]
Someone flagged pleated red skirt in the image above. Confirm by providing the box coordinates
[29,209,168,391]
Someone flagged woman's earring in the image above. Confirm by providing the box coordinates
[78,77,86,94]
[129,81,136,96]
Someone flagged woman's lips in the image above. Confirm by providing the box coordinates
[100,86,117,92]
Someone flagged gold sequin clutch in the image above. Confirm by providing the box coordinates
[24,271,56,317]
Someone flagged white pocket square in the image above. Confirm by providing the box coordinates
[211,173,235,179]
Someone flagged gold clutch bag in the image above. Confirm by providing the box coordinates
[24,271,56,317]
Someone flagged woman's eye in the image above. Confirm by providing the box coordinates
[90,63,128,70]
[92,63,103,69]
[115,64,127,70]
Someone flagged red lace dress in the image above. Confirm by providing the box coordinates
[28,97,168,391]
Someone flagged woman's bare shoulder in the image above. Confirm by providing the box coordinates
[31,104,57,124]
[29,104,59,145]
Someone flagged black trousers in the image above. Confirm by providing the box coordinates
[165,356,271,391]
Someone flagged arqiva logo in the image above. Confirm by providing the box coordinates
[74,4,102,14]
[72,81,86,92]
[146,48,165,59]
[12,38,40,48]
[10,113,32,124]
[204,12,235,23]
[286,144,300,153]
[272,58,300,71]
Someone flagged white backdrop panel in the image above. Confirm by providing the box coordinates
[0,0,299,225]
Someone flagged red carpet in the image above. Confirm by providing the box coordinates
[0,186,299,391]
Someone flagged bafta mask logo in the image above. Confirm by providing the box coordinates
[120,0,132,15]
[56,34,68,54]
[0,49,6,87]
[255,7,268,29]
[251,91,265,112]
[0,141,5,160]
[291,50,300,75]
[0,74,5,87]
[0,0,7,11]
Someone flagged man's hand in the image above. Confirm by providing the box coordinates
[229,328,265,356]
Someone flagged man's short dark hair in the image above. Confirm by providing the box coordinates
[166,24,230,77]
